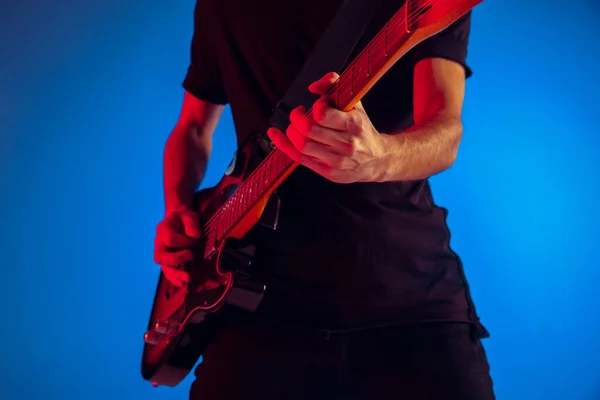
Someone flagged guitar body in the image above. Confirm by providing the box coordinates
[141,140,273,387]
[141,0,483,388]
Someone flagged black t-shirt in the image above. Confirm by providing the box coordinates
[183,0,487,333]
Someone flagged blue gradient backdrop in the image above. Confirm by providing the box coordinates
[1,0,599,399]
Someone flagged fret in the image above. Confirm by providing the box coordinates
[268,153,275,176]
[239,186,245,212]
[249,175,256,202]
[272,152,280,178]
[267,157,273,184]
[249,175,256,205]
[259,164,266,193]
[279,150,287,172]
[224,204,230,231]
[248,178,254,206]
[264,160,271,186]
[273,153,280,176]
[272,152,280,176]
[242,184,248,212]
[254,170,260,199]
[353,58,368,91]
[328,84,340,109]
[242,184,249,210]
[234,191,242,221]
[204,225,216,258]
[230,194,238,223]
[336,74,351,109]
[279,151,285,171]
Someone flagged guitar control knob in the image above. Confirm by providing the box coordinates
[144,329,165,346]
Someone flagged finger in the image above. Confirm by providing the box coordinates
[163,232,196,248]
[268,127,346,178]
[286,124,341,161]
[267,127,305,163]
[289,106,314,134]
[161,265,189,287]
[313,99,360,132]
[308,72,339,95]
[268,127,325,169]
[289,106,349,145]
[180,212,202,239]
[154,245,194,266]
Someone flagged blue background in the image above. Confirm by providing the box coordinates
[1,0,599,399]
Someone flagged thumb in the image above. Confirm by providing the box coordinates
[308,72,339,95]
[180,212,202,239]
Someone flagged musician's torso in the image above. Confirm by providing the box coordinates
[189,0,472,328]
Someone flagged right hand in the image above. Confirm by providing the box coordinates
[153,208,203,287]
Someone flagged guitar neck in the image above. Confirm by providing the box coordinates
[202,0,482,254]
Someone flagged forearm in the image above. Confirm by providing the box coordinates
[163,125,211,212]
[375,115,463,182]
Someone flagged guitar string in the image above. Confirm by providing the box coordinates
[200,0,447,236]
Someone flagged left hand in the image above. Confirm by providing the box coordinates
[267,72,387,184]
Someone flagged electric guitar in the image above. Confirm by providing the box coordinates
[141,0,483,387]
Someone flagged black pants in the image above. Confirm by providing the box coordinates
[189,321,495,400]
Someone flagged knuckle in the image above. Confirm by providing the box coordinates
[296,137,308,151]
[313,106,327,124]
[286,125,296,137]
[312,110,323,124]
[184,210,199,221]
[178,250,194,262]
[288,130,307,151]
[163,235,177,247]
[158,221,174,236]
[349,113,361,127]
[290,108,303,124]
[330,158,344,170]
[160,264,172,273]
[347,140,358,155]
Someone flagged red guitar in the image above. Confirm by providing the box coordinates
[141,0,483,387]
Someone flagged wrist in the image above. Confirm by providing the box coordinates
[370,133,396,183]
[165,191,194,214]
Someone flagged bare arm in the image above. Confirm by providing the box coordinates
[163,91,224,212]
[376,57,466,182]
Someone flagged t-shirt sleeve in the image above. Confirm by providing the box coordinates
[408,11,473,78]
[181,1,228,104]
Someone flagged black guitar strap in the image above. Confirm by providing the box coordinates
[266,0,384,134]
